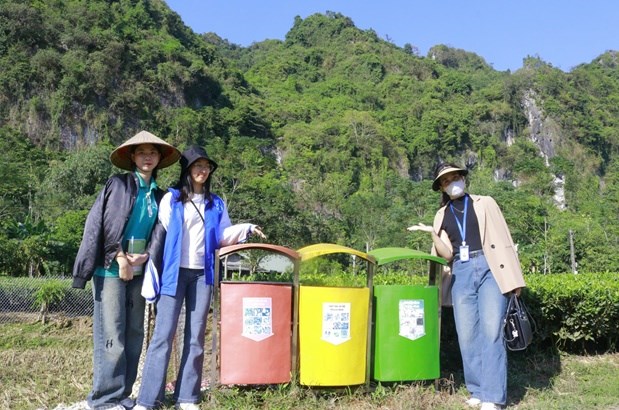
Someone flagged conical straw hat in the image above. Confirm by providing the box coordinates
[110,130,180,171]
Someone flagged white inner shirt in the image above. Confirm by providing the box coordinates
[181,193,206,269]
[158,191,237,271]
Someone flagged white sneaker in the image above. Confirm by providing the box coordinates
[133,406,150,410]
[465,397,482,407]
[175,403,200,410]
[480,403,501,410]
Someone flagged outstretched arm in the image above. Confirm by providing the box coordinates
[407,223,453,260]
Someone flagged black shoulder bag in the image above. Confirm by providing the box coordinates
[503,293,534,351]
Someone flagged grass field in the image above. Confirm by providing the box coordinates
[1,316,618,410]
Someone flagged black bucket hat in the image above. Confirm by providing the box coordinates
[180,145,218,173]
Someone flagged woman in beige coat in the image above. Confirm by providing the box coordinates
[408,163,525,410]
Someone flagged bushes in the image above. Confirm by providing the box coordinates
[285,269,619,354]
[33,280,66,324]
[247,267,619,354]
[523,272,619,352]
[0,271,617,353]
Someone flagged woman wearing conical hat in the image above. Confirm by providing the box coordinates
[72,130,180,410]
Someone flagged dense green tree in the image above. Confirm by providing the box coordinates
[0,127,48,222]
[35,143,113,221]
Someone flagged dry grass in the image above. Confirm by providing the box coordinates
[0,316,92,410]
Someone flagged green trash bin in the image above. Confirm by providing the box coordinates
[368,247,447,382]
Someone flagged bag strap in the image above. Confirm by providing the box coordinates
[509,293,538,333]
[190,200,205,224]
[506,292,517,312]
[513,293,523,311]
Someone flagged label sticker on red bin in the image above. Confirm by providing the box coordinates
[242,297,274,342]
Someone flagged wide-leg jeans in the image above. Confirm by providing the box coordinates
[451,252,509,405]
[88,274,145,410]
[137,268,212,408]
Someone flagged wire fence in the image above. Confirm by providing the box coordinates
[0,271,233,323]
[0,275,93,324]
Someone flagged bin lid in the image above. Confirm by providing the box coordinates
[368,247,447,266]
[297,243,376,264]
[218,243,300,262]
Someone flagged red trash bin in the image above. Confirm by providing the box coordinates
[211,243,300,386]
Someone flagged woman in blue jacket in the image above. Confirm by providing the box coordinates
[72,131,180,410]
[135,145,265,410]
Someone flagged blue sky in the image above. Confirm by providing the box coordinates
[165,0,618,72]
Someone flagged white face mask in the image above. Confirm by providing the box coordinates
[444,179,466,198]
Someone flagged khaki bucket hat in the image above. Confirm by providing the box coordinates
[432,163,468,191]
[110,130,181,171]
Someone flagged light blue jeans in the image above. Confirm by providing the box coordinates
[451,251,509,405]
[137,268,212,408]
[88,275,145,410]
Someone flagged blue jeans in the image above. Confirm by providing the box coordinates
[88,275,145,410]
[451,252,509,405]
[137,268,212,408]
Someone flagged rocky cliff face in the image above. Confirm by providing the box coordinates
[522,90,557,166]
[521,89,566,209]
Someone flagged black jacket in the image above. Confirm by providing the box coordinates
[72,172,164,289]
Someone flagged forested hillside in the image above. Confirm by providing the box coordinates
[1,0,619,276]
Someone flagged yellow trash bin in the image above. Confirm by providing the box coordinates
[297,244,375,386]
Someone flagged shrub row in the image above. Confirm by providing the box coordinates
[523,272,619,353]
[1,272,617,353]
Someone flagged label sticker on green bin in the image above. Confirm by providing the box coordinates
[322,302,351,345]
[242,297,273,342]
[399,300,425,341]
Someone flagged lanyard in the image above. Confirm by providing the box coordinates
[449,195,468,246]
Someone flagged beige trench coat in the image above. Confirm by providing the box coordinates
[432,194,526,306]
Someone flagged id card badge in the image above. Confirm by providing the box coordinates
[459,244,470,262]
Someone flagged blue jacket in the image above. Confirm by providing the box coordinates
[159,188,226,295]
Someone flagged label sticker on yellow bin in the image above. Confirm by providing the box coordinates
[322,302,351,345]
[242,297,274,342]
[399,299,426,341]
